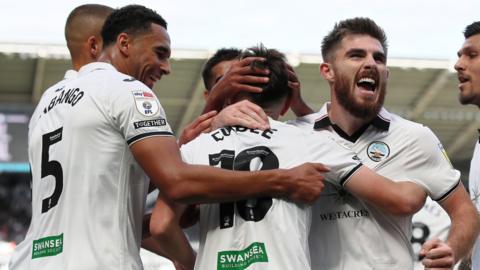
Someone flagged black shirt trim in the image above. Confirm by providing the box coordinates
[340,163,363,186]
[127,131,174,145]
[434,180,461,202]
[313,114,390,143]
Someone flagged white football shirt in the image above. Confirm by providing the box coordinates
[181,119,361,270]
[469,139,480,270]
[411,197,453,270]
[291,102,460,270]
[9,62,173,270]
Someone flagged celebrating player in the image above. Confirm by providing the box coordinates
[9,5,328,269]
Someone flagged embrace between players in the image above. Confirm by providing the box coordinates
[9,4,480,270]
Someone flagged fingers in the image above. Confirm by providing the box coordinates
[236,101,269,129]
[288,81,301,91]
[237,74,269,85]
[311,162,331,173]
[189,111,217,132]
[194,110,217,124]
[421,239,455,269]
[286,67,298,82]
[420,238,441,257]
[179,111,218,145]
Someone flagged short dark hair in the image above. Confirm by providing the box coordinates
[101,4,168,47]
[321,17,388,61]
[464,21,480,39]
[240,44,289,108]
[202,48,241,90]
[65,4,113,45]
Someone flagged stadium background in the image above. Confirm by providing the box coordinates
[0,44,476,269]
[1,0,480,269]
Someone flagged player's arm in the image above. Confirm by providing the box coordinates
[148,193,195,270]
[420,183,480,268]
[131,136,328,204]
[344,166,426,216]
[285,63,314,117]
[308,131,425,216]
[405,126,480,268]
[202,57,269,113]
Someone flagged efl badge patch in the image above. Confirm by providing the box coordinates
[367,141,390,162]
[132,90,159,117]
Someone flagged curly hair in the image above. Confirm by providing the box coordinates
[101,4,167,47]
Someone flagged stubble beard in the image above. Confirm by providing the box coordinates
[333,73,386,119]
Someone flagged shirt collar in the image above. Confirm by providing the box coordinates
[78,62,117,77]
[313,102,391,131]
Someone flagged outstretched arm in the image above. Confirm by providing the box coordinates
[344,166,426,216]
[131,136,328,204]
[421,183,480,268]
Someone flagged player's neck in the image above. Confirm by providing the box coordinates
[328,102,372,136]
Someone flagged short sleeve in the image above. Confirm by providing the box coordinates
[108,81,173,146]
[305,130,362,186]
[403,126,460,201]
[180,139,198,164]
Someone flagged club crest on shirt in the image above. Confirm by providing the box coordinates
[132,90,159,117]
[367,141,390,162]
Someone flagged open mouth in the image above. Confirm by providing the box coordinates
[458,74,469,84]
[356,77,377,92]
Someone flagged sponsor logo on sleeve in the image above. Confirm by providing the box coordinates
[32,233,63,259]
[133,118,166,129]
[367,141,390,162]
[217,242,268,270]
[132,90,159,117]
[437,142,453,168]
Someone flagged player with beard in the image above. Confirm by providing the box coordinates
[149,44,455,270]
[288,17,478,270]
[203,18,479,270]
[454,21,480,270]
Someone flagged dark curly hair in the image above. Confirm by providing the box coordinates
[202,48,242,90]
[241,44,289,108]
[101,4,167,47]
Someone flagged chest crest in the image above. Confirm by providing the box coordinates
[366,141,390,162]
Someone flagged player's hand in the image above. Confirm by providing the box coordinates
[285,162,330,204]
[173,260,194,270]
[211,100,270,130]
[286,63,314,117]
[204,57,269,112]
[420,238,455,270]
[178,111,217,146]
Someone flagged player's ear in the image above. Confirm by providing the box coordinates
[320,62,335,83]
[87,36,99,59]
[117,33,130,57]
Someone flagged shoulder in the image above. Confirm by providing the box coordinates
[389,113,436,140]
